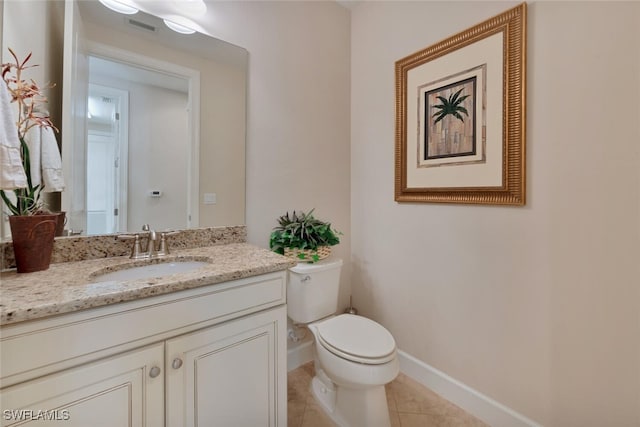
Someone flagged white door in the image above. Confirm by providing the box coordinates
[165,307,286,427]
[86,84,128,234]
[0,343,164,427]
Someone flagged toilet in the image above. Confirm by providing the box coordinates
[288,259,399,427]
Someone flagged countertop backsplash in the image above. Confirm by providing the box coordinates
[0,225,247,271]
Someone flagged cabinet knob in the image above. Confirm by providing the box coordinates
[149,366,161,378]
[172,358,183,369]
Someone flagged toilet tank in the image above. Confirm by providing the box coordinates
[287,259,343,324]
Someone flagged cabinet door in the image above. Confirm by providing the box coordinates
[166,306,287,427]
[1,343,164,427]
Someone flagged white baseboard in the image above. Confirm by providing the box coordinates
[287,339,314,371]
[398,350,543,427]
[286,343,542,426]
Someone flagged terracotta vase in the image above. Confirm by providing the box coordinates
[9,214,58,273]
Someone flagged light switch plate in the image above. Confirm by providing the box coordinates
[203,193,216,204]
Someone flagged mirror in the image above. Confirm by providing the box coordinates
[62,1,247,235]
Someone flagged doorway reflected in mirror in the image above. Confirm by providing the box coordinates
[86,57,191,235]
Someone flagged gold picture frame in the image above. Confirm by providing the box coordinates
[395,3,527,205]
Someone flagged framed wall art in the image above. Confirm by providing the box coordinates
[395,3,527,205]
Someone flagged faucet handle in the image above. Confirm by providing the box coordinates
[117,233,143,259]
[140,224,158,253]
[157,231,179,256]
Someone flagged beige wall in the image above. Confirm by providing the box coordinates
[351,1,639,425]
[202,1,353,308]
[125,83,188,231]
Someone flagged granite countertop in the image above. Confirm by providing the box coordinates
[0,243,297,326]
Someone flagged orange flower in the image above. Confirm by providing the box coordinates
[1,48,58,215]
[2,48,58,140]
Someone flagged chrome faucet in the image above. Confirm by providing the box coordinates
[141,224,158,258]
[156,231,179,256]
[117,225,177,259]
[117,233,144,259]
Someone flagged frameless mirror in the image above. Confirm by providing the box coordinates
[62,0,247,235]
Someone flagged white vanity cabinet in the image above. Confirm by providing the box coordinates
[0,271,288,427]
[166,308,282,426]
[1,343,165,427]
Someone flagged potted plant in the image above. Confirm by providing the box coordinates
[1,49,60,273]
[269,209,341,263]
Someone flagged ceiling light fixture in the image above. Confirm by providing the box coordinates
[98,0,139,15]
[163,19,196,35]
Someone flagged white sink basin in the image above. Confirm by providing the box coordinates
[92,261,209,282]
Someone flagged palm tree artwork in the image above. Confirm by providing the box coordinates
[425,79,476,160]
[432,87,469,125]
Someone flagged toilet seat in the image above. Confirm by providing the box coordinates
[316,314,396,364]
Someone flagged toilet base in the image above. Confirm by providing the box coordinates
[310,373,392,427]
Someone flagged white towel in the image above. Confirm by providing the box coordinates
[24,124,65,192]
[0,81,27,190]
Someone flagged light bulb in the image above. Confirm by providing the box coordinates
[163,19,196,35]
[98,0,139,15]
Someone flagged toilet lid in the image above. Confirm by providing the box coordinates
[316,314,396,364]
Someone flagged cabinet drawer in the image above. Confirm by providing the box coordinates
[1,271,286,387]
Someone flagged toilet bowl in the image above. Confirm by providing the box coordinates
[287,259,399,427]
[307,314,399,427]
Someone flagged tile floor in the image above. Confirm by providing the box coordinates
[288,362,489,427]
